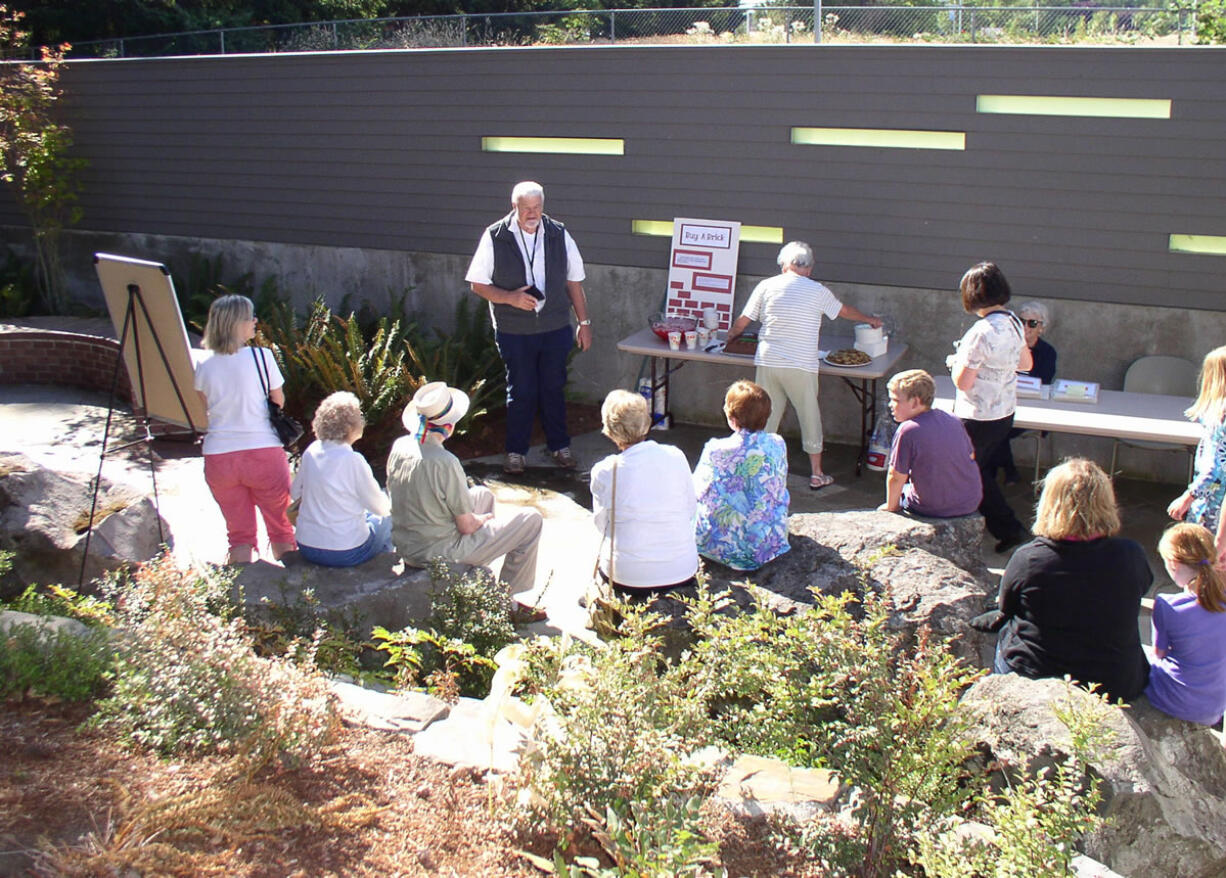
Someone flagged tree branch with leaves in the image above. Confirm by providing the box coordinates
[0,4,86,314]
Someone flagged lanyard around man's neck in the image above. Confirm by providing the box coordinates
[515,221,540,279]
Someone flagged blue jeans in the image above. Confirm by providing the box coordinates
[495,324,573,456]
[298,514,392,568]
[992,637,1014,675]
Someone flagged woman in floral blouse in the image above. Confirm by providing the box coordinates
[693,380,791,571]
[1168,345,1226,562]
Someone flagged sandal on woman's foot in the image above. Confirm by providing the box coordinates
[809,473,835,491]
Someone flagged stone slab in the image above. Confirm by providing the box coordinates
[330,680,450,732]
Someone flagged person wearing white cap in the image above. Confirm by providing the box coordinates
[386,381,544,613]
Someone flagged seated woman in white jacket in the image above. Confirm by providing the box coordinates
[590,390,698,594]
[292,391,392,567]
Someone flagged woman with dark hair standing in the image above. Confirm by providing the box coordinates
[947,262,1032,553]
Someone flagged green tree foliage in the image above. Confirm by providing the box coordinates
[1197,0,1226,42]
[0,4,85,314]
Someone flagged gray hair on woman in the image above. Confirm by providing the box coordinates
[511,180,544,204]
[777,241,815,270]
[202,294,254,355]
[312,391,364,443]
[1017,300,1051,327]
[601,389,652,449]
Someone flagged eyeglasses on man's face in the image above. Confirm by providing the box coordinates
[1022,318,1043,328]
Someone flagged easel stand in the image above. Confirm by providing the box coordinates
[78,283,202,587]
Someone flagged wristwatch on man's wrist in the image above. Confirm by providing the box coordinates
[578,319,592,327]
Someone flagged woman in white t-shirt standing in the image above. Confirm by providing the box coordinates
[948,262,1033,555]
[193,294,296,564]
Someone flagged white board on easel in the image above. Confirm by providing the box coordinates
[94,253,208,431]
[664,218,741,332]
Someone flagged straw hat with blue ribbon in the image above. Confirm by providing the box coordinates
[404,381,470,441]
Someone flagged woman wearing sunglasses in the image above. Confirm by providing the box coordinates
[992,300,1058,485]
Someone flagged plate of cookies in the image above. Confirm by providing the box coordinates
[823,348,873,368]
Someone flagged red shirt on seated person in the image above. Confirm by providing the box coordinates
[879,369,983,518]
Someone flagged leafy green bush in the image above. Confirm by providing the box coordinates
[0,619,114,701]
[242,585,366,678]
[371,561,516,699]
[373,625,497,701]
[1198,0,1226,42]
[551,797,725,878]
[425,559,516,657]
[915,684,1112,877]
[4,582,116,626]
[93,555,338,764]
[257,296,415,430]
[676,587,983,874]
[517,608,715,839]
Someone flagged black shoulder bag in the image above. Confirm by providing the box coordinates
[251,347,304,450]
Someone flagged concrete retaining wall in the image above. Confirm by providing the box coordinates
[32,226,1216,483]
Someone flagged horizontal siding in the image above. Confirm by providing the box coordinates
[1,44,1224,308]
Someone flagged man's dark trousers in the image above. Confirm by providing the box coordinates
[496,324,573,456]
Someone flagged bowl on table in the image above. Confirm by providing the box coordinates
[649,312,697,340]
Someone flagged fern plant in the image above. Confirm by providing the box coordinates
[404,295,506,424]
[257,297,416,431]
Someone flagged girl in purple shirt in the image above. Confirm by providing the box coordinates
[1145,523,1226,727]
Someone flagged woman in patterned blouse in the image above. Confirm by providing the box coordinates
[693,380,791,571]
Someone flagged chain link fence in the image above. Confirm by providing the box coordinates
[66,6,1194,59]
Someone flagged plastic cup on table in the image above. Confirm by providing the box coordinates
[668,330,682,351]
[702,308,720,330]
[684,329,698,349]
[697,326,711,347]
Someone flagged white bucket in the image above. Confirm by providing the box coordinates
[855,323,883,347]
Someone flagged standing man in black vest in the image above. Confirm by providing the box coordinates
[465,181,592,474]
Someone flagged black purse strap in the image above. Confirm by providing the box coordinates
[250,346,272,399]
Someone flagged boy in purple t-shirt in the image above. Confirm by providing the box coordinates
[879,369,983,518]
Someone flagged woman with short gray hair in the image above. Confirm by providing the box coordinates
[724,241,882,490]
[992,299,1058,484]
[589,390,698,594]
[291,391,393,567]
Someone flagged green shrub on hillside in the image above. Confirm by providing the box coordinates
[0,620,114,701]
[93,555,338,764]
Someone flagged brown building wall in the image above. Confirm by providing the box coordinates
[2,44,1224,310]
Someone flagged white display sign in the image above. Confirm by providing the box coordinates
[664,218,741,331]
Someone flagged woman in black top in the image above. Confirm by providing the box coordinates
[994,458,1151,702]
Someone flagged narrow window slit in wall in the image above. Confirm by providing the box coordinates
[481,136,624,155]
[976,95,1171,119]
[791,127,966,150]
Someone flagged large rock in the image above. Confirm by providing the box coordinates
[231,554,440,637]
[611,510,994,665]
[961,674,1226,878]
[0,452,169,592]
